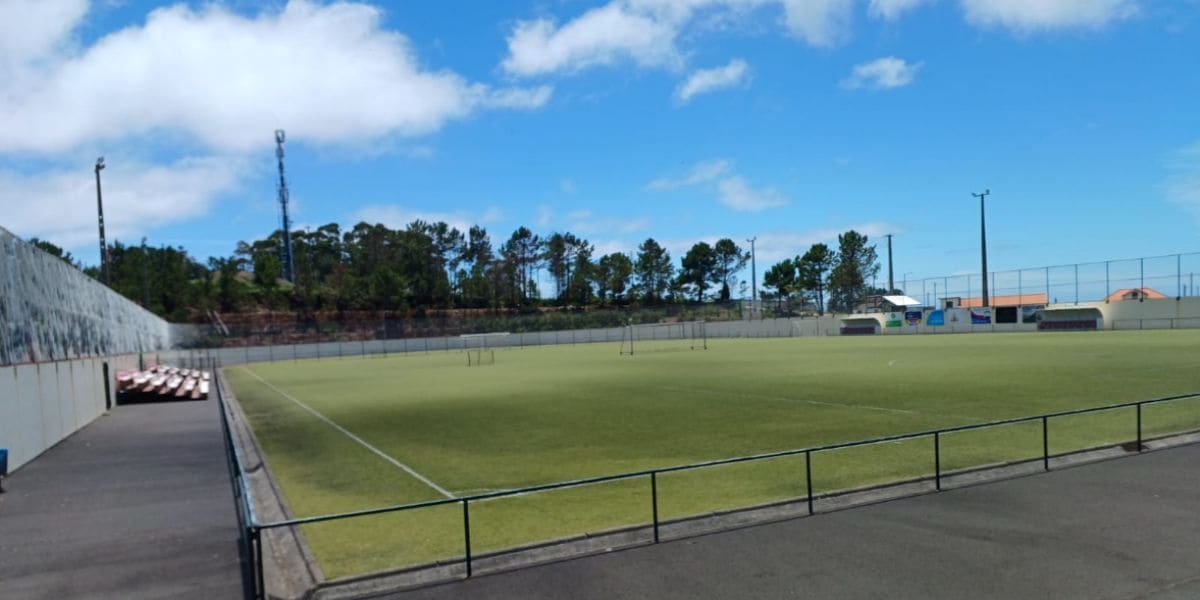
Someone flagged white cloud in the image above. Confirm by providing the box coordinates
[717,176,788,212]
[592,239,637,257]
[868,0,932,21]
[754,222,896,263]
[676,59,750,103]
[1165,142,1200,220]
[566,210,651,234]
[841,56,922,90]
[536,204,554,227]
[0,156,244,253]
[648,159,787,212]
[0,1,551,155]
[0,0,88,70]
[501,3,682,77]
[780,0,855,47]
[647,158,732,190]
[350,205,503,234]
[500,0,856,79]
[959,0,1139,31]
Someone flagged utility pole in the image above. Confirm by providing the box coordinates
[886,234,894,293]
[972,189,991,308]
[140,237,149,307]
[94,157,108,284]
[275,130,295,282]
[746,237,757,319]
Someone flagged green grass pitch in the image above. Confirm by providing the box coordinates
[227,330,1200,579]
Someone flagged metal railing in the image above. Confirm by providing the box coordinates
[217,374,1200,598]
[214,361,263,599]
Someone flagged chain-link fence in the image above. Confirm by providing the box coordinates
[902,252,1200,308]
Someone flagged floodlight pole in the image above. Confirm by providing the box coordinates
[746,237,757,319]
[886,234,894,293]
[972,189,991,308]
[95,157,109,284]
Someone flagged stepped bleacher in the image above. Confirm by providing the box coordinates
[115,364,210,403]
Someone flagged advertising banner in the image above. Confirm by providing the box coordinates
[1022,305,1044,323]
[971,308,992,324]
[905,310,922,326]
[926,310,945,326]
[886,312,902,328]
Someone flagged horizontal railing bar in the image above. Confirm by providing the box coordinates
[250,390,1200,530]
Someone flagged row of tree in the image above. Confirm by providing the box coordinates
[30,223,881,321]
[761,230,882,314]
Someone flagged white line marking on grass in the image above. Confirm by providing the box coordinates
[240,367,455,499]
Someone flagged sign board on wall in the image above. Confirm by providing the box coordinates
[927,310,945,326]
[886,312,902,327]
[1022,305,1044,323]
[971,308,992,324]
[905,311,922,325]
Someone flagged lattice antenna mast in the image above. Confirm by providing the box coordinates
[275,129,295,282]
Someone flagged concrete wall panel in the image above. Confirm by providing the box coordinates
[13,364,43,469]
[0,367,19,467]
[57,362,77,435]
[37,364,62,457]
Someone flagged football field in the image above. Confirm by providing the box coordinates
[227,330,1200,579]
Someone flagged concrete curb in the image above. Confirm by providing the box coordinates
[220,370,326,600]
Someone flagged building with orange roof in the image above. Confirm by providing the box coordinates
[1104,287,1167,302]
[944,293,1048,309]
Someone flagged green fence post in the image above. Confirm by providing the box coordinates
[805,450,814,515]
[462,499,472,577]
[1042,416,1050,471]
[651,472,660,543]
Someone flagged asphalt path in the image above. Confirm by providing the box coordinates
[398,444,1200,600]
[0,400,244,599]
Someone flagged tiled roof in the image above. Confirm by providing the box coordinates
[954,293,1049,308]
[1103,287,1167,301]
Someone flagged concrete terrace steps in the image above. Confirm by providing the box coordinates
[116,364,211,402]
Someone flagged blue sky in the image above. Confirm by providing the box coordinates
[2,0,1199,291]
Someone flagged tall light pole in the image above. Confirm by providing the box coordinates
[972,189,991,307]
[885,234,894,293]
[95,157,109,284]
[746,236,757,319]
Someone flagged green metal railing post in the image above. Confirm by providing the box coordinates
[934,432,941,491]
[1042,416,1050,471]
[1136,403,1143,452]
[253,527,264,599]
[462,499,472,577]
[805,450,814,515]
[650,472,660,543]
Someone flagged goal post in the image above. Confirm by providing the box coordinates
[466,348,494,366]
[619,320,707,355]
[460,332,509,366]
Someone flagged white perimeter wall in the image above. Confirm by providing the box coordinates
[152,316,845,370]
[0,354,139,472]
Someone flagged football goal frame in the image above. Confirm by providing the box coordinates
[461,332,509,366]
[619,320,707,355]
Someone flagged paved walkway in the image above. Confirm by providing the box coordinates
[399,444,1200,600]
[0,400,244,599]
